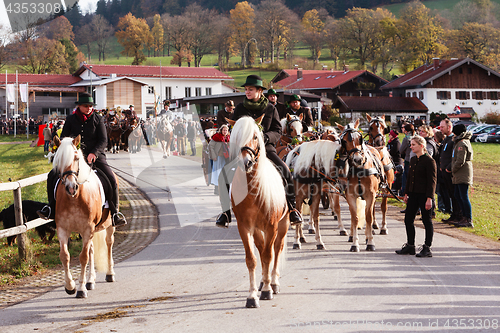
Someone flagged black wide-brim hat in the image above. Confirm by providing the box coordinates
[75,93,95,105]
[242,75,266,90]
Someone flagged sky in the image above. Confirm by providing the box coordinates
[0,0,98,32]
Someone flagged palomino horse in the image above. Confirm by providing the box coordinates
[366,113,395,235]
[52,135,115,298]
[227,115,289,308]
[285,139,341,250]
[276,114,304,160]
[128,122,143,154]
[106,115,122,154]
[156,116,174,158]
[337,119,384,252]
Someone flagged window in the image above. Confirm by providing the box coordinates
[185,87,191,97]
[473,91,484,100]
[418,91,424,100]
[458,68,463,74]
[165,87,172,99]
[468,67,472,74]
[488,91,498,100]
[456,91,470,100]
[195,87,202,96]
[436,91,450,100]
[148,86,155,94]
[406,92,411,97]
[412,92,417,98]
[205,87,212,96]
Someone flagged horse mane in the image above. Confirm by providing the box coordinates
[286,140,341,177]
[280,118,287,133]
[53,137,92,183]
[322,126,339,135]
[230,117,286,214]
[159,116,173,132]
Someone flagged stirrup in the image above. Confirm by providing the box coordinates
[37,205,51,220]
[289,208,302,226]
[112,212,127,227]
[215,212,230,228]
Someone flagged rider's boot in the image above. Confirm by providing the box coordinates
[110,186,127,227]
[286,183,302,225]
[37,169,57,220]
[215,184,231,228]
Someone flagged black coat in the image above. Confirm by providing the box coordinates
[387,137,403,166]
[232,101,282,153]
[405,154,437,199]
[285,106,314,131]
[439,134,454,172]
[274,102,287,120]
[61,110,107,159]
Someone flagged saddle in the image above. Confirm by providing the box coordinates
[94,168,113,209]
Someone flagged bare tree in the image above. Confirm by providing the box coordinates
[0,25,11,71]
[212,15,232,71]
[75,24,93,62]
[92,15,114,62]
[184,4,217,67]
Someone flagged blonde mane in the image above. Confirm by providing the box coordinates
[53,137,92,183]
[230,117,286,214]
[286,140,341,177]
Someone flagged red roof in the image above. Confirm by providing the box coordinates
[275,70,387,90]
[448,113,472,119]
[1,74,81,86]
[382,58,500,90]
[335,96,428,112]
[79,64,233,80]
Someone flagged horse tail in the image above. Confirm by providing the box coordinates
[92,229,108,273]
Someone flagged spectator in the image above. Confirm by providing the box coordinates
[399,123,415,206]
[387,129,403,193]
[439,119,462,224]
[451,124,474,228]
[187,121,197,156]
[396,135,437,258]
[43,122,52,152]
[217,100,235,128]
[209,124,230,195]
[433,130,451,213]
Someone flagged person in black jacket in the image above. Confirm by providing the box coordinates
[387,130,403,193]
[396,135,436,257]
[265,89,287,120]
[285,94,314,131]
[37,93,126,227]
[215,75,302,228]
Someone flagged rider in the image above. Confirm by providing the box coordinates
[215,75,303,228]
[286,94,314,132]
[37,93,127,227]
[265,88,287,119]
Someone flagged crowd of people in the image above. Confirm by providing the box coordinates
[1,117,44,135]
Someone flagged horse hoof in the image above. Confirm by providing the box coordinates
[258,282,263,291]
[380,229,388,235]
[333,216,338,220]
[271,284,280,294]
[292,244,301,250]
[260,290,273,300]
[366,245,376,251]
[105,275,115,282]
[339,230,347,236]
[317,244,325,250]
[349,245,360,252]
[372,230,376,235]
[308,229,315,234]
[76,290,88,298]
[348,236,353,243]
[299,237,306,243]
[246,298,259,308]
[86,283,95,290]
[372,224,379,230]
[65,287,76,295]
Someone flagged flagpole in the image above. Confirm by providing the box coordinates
[4,70,6,129]
[14,70,18,137]
[26,83,29,139]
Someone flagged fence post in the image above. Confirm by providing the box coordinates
[14,186,28,261]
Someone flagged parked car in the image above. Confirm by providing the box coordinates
[486,126,500,143]
[471,125,498,142]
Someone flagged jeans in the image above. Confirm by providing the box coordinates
[404,192,434,247]
[44,140,50,152]
[454,184,472,219]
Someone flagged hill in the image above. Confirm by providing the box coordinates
[381,0,500,17]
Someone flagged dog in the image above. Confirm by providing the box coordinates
[0,200,56,246]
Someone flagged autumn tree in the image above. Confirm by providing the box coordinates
[230,1,255,67]
[19,37,69,74]
[92,15,114,62]
[255,0,297,64]
[446,22,500,64]
[116,13,152,65]
[75,24,93,62]
[168,14,195,56]
[150,14,164,57]
[42,16,75,41]
[301,9,327,64]
[170,49,193,67]
[184,4,217,67]
[212,15,233,71]
[324,19,344,70]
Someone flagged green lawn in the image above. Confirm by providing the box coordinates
[382,0,500,17]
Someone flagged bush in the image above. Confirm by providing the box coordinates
[480,111,500,124]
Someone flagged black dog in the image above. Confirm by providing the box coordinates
[0,200,56,246]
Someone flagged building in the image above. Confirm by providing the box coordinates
[381,58,500,120]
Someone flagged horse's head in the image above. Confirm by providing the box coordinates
[366,114,386,147]
[285,113,303,139]
[336,119,366,168]
[229,115,265,172]
[53,135,90,198]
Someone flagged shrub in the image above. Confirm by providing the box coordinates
[480,111,500,124]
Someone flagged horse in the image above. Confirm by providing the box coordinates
[366,114,395,235]
[156,116,174,158]
[106,115,122,154]
[285,139,341,250]
[226,115,289,308]
[52,135,116,298]
[128,122,143,154]
[121,117,138,152]
[336,119,384,252]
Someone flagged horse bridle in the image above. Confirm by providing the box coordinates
[368,117,386,146]
[286,118,301,136]
[339,126,365,158]
[59,146,87,190]
[241,143,260,169]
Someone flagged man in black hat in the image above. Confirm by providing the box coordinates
[266,89,287,119]
[217,100,235,128]
[37,93,127,227]
[286,94,314,131]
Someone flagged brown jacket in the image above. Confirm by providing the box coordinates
[451,131,473,185]
[405,154,436,199]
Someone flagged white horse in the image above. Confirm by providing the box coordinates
[156,116,174,158]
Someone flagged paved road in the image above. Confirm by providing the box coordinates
[1,145,499,333]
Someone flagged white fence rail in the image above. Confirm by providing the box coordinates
[0,172,51,260]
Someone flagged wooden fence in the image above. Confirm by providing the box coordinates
[0,173,52,261]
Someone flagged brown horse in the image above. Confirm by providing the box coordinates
[366,113,395,235]
[128,122,143,154]
[337,119,384,252]
[156,116,174,158]
[106,114,122,154]
[52,135,116,298]
[227,115,289,308]
[285,139,341,249]
[121,117,138,152]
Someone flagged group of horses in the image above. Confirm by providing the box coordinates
[228,113,397,307]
